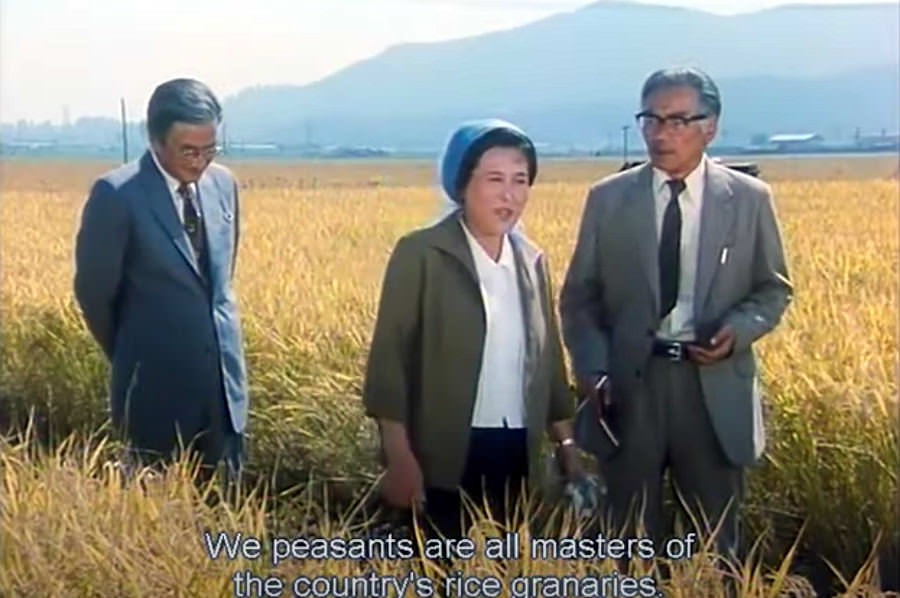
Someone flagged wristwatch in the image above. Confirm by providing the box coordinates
[556,437,576,448]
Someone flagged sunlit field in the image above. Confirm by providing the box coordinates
[1,155,897,597]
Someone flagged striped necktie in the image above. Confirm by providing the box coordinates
[177,183,206,270]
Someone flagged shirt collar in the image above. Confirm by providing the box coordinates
[652,153,707,202]
[459,216,515,270]
[150,148,193,196]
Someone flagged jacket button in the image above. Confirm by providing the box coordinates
[635,369,642,378]
[646,329,655,337]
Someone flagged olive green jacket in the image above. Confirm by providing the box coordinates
[363,211,574,491]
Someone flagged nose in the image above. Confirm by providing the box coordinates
[650,123,672,142]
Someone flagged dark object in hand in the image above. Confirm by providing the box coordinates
[693,320,721,349]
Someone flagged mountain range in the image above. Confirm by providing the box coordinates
[219,1,899,149]
[4,1,898,153]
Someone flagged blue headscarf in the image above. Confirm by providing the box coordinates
[434,118,537,222]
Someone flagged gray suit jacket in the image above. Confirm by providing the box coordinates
[560,160,792,466]
[74,151,248,452]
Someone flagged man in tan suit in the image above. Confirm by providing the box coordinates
[560,67,792,559]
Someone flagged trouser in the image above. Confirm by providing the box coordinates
[121,390,243,487]
[599,356,744,561]
[421,427,529,541]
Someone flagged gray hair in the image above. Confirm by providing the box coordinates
[146,78,222,143]
[640,67,721,118]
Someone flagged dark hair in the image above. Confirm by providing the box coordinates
[146,78,222,144]
[641,67,721,118]
[455,129,537,201]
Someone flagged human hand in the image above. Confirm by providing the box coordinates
[688,325,736,365]
[555,442,584,482]
[380,449,425,509]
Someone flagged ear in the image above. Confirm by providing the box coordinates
[703,116,719,144]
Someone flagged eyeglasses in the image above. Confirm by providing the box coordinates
[635,111,709,132]
[178,145,221,161]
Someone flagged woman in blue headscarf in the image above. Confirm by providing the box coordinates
[363,119,582,539]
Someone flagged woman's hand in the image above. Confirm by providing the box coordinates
[381,449,425,509]
[377,419,425,509]
[556,443,585,482]
[549,420,585,483]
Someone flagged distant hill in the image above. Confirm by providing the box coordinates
[3,2,898,154]
[220,1,899,149]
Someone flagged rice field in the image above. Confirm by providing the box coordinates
[1,154,897,597]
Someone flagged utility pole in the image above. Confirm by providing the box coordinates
[120,97,128,164]
[222,120,228,155]
[622,125,630,163]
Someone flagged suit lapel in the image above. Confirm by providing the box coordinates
[694,161,736,318]
[197,173,228,290]
[140,152,203,280]
[628,164,661,314]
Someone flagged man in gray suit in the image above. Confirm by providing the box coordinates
[560,67,792,559]
[74,78,248,482]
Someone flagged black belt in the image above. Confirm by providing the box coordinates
[652,339,692,362]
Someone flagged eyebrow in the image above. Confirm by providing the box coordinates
[180,142,217,149]
[483,169,528,176]
[645,110,694,117]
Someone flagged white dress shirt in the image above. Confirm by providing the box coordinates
[459,218,527,428]
[150,149,199,227]
[653,155,707,341]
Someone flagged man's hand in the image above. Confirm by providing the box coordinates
[687,325,736,365]
[381,448,424,509]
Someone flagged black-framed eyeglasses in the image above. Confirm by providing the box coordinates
[635,111,709,131]
[178,145,221,161]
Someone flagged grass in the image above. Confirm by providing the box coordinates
[1,156,898,597]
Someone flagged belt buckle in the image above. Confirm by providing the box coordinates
[666,342,683,361]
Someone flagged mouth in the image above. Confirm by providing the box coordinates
[495,207,515,222]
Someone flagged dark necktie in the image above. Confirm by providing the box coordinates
[659,178,685,319]
[177,183,206,270]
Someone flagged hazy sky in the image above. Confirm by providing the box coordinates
[0,0,888,123]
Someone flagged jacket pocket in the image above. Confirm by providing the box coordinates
[111,359,140,431]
